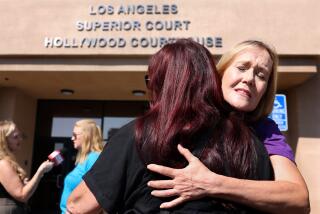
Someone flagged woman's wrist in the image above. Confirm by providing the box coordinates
[204,172,224,197]
[36,168,44,178]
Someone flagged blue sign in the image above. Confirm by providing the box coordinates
[269,94,288,131]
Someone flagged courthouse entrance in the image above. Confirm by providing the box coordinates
[29,100,147,213]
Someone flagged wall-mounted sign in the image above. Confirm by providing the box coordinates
[269,94,288,131]
[44,3,223,49]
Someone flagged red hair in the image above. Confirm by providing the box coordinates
[136,39,257,179]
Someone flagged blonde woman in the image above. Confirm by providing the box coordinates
[60,119,103,214]
[0,120,54,213]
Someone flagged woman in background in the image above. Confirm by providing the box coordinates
[0,120,54,214]
[60,119,103,214]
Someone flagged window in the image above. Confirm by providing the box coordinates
[103,117,135,141]
[51,117,102,138]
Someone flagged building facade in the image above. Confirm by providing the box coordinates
[0,0,319,212]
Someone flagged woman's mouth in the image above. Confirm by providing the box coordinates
[235,88,251,98]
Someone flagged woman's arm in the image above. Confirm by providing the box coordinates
[147,145,310,214]
[66,180,102,214]
[0,159,53,203]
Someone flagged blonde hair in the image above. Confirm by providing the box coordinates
[0,120,27,181]
[74,119,103,164]
[217,40,278,121]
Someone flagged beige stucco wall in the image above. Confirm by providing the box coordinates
[0,87,37,176]
[0,88,16,119]
[0,0,319,55]
[286,67,320,214]
[296,138,320,214]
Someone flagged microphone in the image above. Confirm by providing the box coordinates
[48,149,65,166]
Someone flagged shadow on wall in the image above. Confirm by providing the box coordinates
[286,61,320,214]
[286,63,320,152]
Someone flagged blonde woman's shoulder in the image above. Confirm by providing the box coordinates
[0,157,11,166]
[0,159,17,178]
[0,158,15,180]
[0,158,24,189]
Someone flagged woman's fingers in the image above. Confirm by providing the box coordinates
[148,180,174,189]
[177,144,198,163]
[147,164,177,178]
[147,145,198,179]
[151,188,178,197]
[41,160,54,173]
[160,197,186,209]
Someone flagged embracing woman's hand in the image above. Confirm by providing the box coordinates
[147,144,217,209]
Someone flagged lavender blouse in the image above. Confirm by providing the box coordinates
[253,118,295,163]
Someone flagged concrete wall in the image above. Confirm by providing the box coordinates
[0,87,37,176]
[287,65,320,214]
[0,0,319,55]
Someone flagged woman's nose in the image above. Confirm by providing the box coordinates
[242,68,255,85]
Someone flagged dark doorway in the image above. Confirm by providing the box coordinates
[30,100,148,213]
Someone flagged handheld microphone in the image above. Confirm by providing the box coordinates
[48,150,64,166]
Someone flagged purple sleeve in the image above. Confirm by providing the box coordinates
[253,118,295,163]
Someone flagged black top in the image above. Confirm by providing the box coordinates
[84,120,273,214]
[0,182,13,199]
[0,179,25,209]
